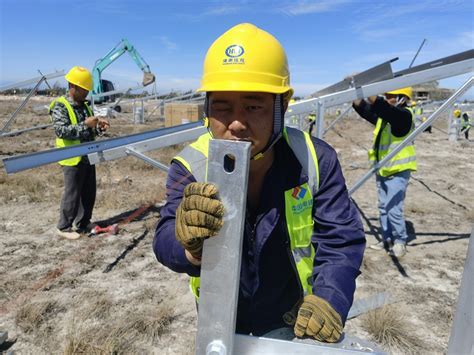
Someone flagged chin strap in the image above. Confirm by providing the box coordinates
[203,93,285,160]
[251,93,285,160]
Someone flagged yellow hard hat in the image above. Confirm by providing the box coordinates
[454,109,461,118]
[412,101,417,106]
[65,66,93,91]
[197,23,293,101]
[386,87,412,100]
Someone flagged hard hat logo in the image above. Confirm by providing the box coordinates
[197,23,293,98]
[225,45,244,58]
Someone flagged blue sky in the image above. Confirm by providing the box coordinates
[1,0,473,98]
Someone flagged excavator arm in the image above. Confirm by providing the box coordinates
[92,38,155,97]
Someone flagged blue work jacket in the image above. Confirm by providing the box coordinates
[153,136,365,335]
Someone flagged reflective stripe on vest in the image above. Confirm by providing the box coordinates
[174,127,319,300]
[368,107,417,177]
[49,96,93,166]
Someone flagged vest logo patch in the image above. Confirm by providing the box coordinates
[292,186,307,200]
[289,185,312,215]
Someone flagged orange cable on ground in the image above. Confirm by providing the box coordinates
[0,202,155,316]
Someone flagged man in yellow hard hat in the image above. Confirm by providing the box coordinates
[353,87,416,258]
[153,23,365,342]
[460,111,471,140]
[50,66,110,239]
[307,112,317,135]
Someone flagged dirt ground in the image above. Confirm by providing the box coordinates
[0,95,472,354]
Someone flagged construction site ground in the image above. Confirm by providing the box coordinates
[0,95,472,354]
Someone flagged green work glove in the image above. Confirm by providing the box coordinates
[175,182,224,258]
[294,294,343,343]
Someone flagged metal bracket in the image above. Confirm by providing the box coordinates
[196,139,252,355]
[195,140,384,355]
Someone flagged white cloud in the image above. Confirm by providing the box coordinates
[158,36,178,51]
[277,0,351,16]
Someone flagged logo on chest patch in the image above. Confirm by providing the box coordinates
[292,186,307,200]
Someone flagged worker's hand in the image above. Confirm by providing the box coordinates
[97,118,110,131]
[294,294,343,343]
[367,95,378,104]
[175,182,224,259]
[84,116,99,128]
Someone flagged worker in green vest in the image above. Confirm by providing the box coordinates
[154,23,365,342]
[50,66,110,239]
[307,113,317,135]
[460,112,471,140]
[353,87,416,258]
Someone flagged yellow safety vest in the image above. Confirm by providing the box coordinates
[49,96,93,166]
[368,108,417,177]
[174,127,320,300]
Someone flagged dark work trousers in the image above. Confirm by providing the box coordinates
[57,160,96,230]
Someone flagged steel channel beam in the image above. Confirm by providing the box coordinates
[447,224,474,355]
[348,76,473,195]
[286,57,474,117]
[196,140,251,355]
[88,126,206,164]
[0,70,65,91]
[315,101,325,138]
[2,122,203,174]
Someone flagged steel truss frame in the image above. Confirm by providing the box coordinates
[0,70,65,133]
[285,50,473,136]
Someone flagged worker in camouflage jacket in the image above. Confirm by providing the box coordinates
[154,23,365,342]
[50,66,109,240]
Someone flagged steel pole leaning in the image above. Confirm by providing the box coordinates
[323,105,352,136]
[348,76,474,196]
[1,77,46,133]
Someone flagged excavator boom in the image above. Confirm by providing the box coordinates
[92,38,155,99]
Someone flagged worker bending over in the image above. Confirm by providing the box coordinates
[353,88,416,257]
[50,66,109,239]
[154,23,365,342]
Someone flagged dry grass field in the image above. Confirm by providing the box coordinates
[0,95,472,354]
